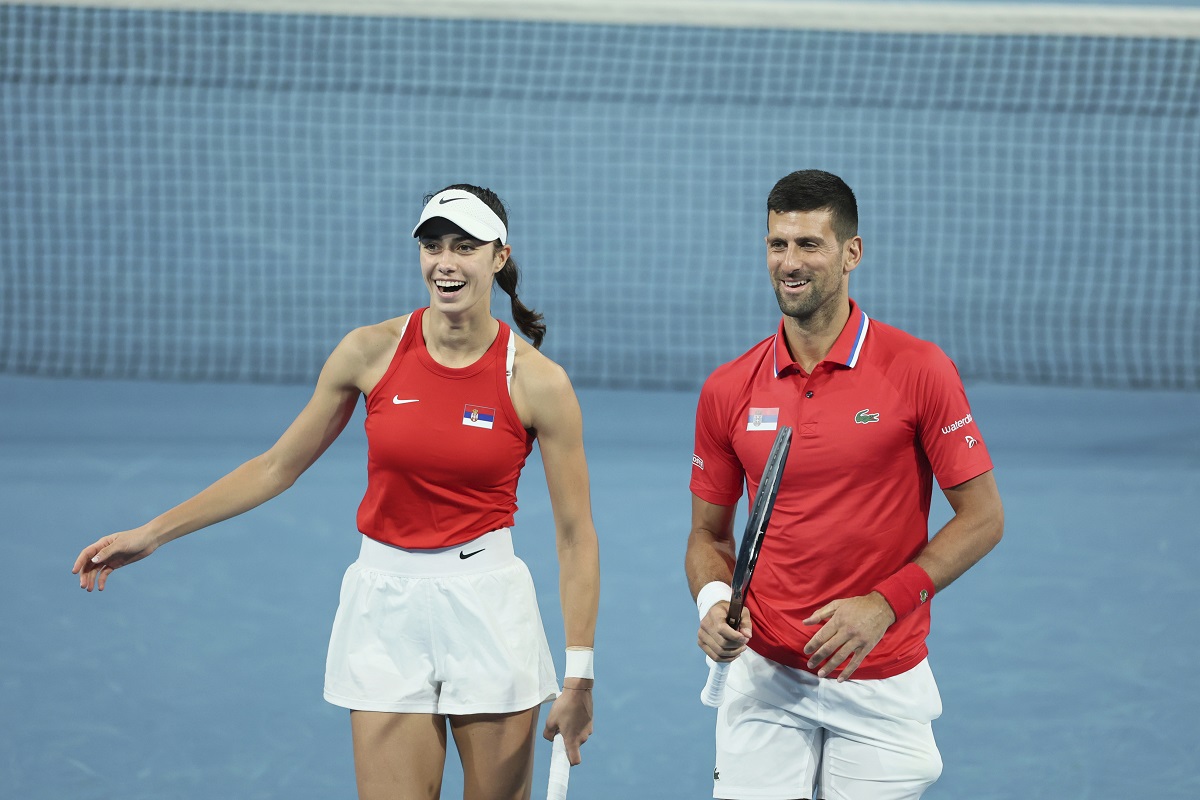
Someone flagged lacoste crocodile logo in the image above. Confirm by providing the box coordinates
[855,409,881,424]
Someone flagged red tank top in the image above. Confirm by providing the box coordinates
[356,308,534,549]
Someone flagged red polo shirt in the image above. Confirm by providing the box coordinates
[690,300,993,679]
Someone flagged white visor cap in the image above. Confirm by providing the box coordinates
[411,189,508,245]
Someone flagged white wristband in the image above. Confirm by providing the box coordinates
[564,647,594,680]
[696,581,733,621]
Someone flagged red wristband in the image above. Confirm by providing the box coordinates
[873,563,935,621]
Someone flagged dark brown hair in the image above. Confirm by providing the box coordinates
[427,184,546,349]
[767,170,858,243]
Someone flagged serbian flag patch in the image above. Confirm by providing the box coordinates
[746,407,779,431]
[462,404,496,429]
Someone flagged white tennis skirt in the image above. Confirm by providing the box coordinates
[323,528,559,715]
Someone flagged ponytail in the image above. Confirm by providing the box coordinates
[430,183,546,348]
[495,255,546,350]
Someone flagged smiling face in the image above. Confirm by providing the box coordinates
[418,233,510,315]
[766,208,861,326]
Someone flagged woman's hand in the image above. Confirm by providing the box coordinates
[72,527,160,591]
[542,680,593,765]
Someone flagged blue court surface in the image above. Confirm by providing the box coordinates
[2,374,1198,799]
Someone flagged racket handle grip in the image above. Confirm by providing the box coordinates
[701,659,731,707]
[548,732,570,800]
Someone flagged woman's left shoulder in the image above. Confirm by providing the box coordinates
[513,335,568,383]
[508,340,578,422]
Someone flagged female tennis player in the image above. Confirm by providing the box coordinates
[72,184,599,800]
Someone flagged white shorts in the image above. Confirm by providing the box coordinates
[714,650,943,800]
[323,529,559,715]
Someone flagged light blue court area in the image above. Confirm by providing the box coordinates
[2,374,1197,799]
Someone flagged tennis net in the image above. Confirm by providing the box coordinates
[2,1,1198,389]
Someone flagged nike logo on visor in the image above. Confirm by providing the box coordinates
[438,197,464,204]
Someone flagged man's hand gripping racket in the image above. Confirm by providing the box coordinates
[700,425,792,707]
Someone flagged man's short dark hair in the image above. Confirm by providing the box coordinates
[767,170,858,243]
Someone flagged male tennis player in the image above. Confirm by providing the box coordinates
[685,170,1003,799]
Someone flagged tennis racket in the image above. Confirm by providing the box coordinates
[700,425,793,707]
[547,732,570,800]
